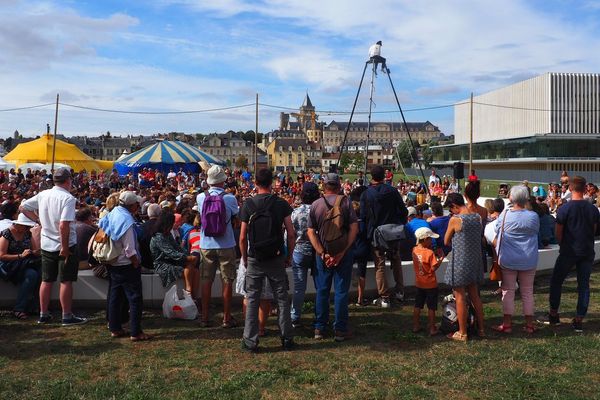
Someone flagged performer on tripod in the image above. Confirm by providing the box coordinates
[368,41,386,72]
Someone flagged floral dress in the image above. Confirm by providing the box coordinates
[150,232,187,288]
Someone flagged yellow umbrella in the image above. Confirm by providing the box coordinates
[4,134,113,172]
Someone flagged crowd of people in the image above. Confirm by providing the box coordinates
[0,163,597,350]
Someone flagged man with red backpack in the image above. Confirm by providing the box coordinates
[196,165,239,328]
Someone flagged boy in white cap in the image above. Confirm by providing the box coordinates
[412,227,444,335]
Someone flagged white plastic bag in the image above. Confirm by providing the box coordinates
[162,284,198,320]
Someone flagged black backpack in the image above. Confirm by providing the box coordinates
[247,195,283,261]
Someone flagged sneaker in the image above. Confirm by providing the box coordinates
[61,315,88,327]
[538,313,560,326]
[291,320,303,329]
[37,314,53,324]
[241,340,258,353]
[314,328,324,340]
[395,291,405,302]
[572,319,583,333]
[372,297,391,308]
[334,330,353,342]
[281,337,295,350]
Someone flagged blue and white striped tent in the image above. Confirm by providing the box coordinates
[114,140,225,176]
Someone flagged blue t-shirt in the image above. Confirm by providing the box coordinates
[405,218,432,246]
[196,188,239,250]
[429,215,451,254]
[556,200,599,257]
[495,209,539,270]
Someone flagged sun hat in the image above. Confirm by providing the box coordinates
[12,213,37,227]
[207,165,227,185]
[415,227,439,241]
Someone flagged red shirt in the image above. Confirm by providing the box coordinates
[468,174,478,182]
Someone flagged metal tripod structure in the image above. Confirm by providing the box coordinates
[335,56,430,196]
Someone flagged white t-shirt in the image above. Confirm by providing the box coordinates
[21,186,77,252]
[368,44,381,58]
[484,218,498,245]
[429,175,440,185]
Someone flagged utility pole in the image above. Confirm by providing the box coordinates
[255,93,258,176]
[51,93,59,173]
[469,92,473,175]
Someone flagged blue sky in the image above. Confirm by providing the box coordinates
[1,0,600,137]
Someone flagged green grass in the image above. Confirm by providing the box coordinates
[1,267,600,399]
[333,171,535,198]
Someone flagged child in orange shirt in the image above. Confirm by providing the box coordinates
[412,227,445,335]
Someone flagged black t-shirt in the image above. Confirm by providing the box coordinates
[556,199,599,257]
[239,193,293,227]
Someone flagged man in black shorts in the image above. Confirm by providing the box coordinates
[21,168,87,326]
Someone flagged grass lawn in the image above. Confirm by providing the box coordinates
[333,172,537,198]
[1,267,600,400]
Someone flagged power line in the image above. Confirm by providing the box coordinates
[259,101,466,115]
[0,103,54,112]
[58,102,255,115]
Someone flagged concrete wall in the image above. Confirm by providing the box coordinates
[454,74,550,145]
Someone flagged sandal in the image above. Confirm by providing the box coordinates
[110,330,128,338]
[429,327,440,336]
[199,320,211,328]
[13,311,28,320]
[523,325,538,334]
[491,324,512,334]
[447,331,468,342]
[130,332,153,342]
[222,317,238,329]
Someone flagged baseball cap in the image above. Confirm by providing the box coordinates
[415,227,439,241]
[53,167,71,183]
[407,206,417,217]
[323,173,340,185]
[119,191,142,206]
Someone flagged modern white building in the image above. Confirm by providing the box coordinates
[433,72,600,182]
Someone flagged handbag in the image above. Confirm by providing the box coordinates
[372,224,405,251]
[489,213,507,282]
[91,228,123,265]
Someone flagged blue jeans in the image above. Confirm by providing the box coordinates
[107,265,143,337]
[549,253,594,318]
[314,250,354,333]
[291,250,315,322]
[0,259,41,313]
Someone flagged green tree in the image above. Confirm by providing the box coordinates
[339,153,352,172]
[242,131,263,144]
[396,140,414,169]
[352,152,365,172]
[421,141,434,168]
[235,155,248,169]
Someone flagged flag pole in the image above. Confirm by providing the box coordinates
[51,93,59,173]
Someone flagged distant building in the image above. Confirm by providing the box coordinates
[433,72,600,182]
[68,132,132,161]
[322,121,442,151]
[200,131,257,168]
[266,136,322,172]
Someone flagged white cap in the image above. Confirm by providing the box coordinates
[407,206,417,217]
[532,186,539,192]
[415,227,439,241]
[118,191,142,206]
